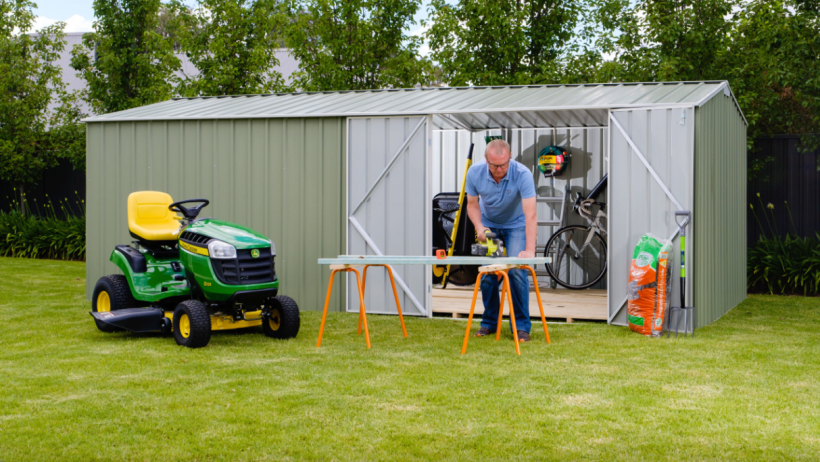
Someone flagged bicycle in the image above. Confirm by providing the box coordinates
[543,174,608,290]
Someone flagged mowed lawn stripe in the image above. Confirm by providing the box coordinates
[0,257,818,461]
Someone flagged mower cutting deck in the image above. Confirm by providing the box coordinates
[90,191,300,348]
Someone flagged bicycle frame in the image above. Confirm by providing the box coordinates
[570,175,607,258]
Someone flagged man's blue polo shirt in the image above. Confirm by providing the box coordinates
[465,160,536,229]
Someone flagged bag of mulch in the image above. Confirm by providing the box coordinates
[627,234,672,337]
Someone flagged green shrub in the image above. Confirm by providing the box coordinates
[0,195,85,261]
[748,197,820,295]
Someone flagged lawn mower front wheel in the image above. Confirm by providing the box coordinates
[173,300,212,348]
[92,275,139,333]
[263,295,300,339]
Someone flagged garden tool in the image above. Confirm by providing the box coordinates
[471,230,506,257]
[667,211,694,338]
[441,143,474,289]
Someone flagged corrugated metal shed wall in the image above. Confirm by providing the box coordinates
[694,94,747,326]
[433,127,608,288]
[608,107,694,326]
[85,118,347,313]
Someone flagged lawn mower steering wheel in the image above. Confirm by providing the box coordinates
[169,199,210,220]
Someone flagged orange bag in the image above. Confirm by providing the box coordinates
[627,234,672,337]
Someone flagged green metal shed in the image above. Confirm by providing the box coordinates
[84,81,747,327]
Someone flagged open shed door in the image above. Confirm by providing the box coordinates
[346,116,431,316]
[608,108,694,326]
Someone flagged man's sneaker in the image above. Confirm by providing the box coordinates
[475,327,493,337]
[517,331,531,342]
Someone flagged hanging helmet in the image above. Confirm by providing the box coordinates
[538,146,569,177]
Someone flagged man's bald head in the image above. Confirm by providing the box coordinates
[484,139,512,181]
[485,139,512,161]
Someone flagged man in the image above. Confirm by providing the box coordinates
[465,139,537,342]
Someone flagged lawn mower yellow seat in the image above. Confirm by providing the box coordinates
[127,191,180,242]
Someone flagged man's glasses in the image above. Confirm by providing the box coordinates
[487,160,509,170]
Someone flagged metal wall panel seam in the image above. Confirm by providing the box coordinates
[264,121,269,259]
[281,119,288,305]
[606,112,612,323]
[301,118,306,303]
[426,114,434,317]
[247,120,252,225]
[345,117,350,313]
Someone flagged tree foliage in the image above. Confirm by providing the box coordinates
[610,0,735,82]
[0,0,85,212]
[70,0,181,114]
[169,0,288,96]
[425,0,596,86]
[724,0,820,144]
[285,0,432,91]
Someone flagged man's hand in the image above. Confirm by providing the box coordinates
[477,227,488,242]
[518,249,535,259]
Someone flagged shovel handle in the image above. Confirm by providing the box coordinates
[675,211,691,234]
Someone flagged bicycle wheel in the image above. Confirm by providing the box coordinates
[544,225,607,290]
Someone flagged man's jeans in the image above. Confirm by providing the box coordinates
[480,226,531,333]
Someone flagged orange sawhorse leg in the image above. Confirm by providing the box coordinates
[462,270,521,356]
[521,265,550,344]
[317,266,370,349]
[493,271,519,347]
[496,273,507,341]
[461,272,486,355]
[360,264,408,338]
[500,271,521,355]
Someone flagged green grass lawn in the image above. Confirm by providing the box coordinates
[1,257,819,461]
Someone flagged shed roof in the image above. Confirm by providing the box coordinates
[84,81,745,129]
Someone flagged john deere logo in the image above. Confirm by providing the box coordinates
[251,249,260,258]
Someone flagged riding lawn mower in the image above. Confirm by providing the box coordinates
[90,191,299,348]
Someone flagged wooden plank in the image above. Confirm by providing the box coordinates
[329,264,361,270]
[478,264,519,273]
[432,286,607,321]
[319,256,551,266]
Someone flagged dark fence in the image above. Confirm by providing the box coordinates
[748,135,819,244]
[0,159,86,218]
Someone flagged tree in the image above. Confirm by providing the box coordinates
[0,0,85,213]
[285,0,433,91]
[602,0,735,82]
[599,0,820,148]
[70,0,181,114]
[168,0,288,96]
[425,0,601,86]
[723,0,820,145]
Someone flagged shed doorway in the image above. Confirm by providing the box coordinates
[345,107,695,324]
[429,120,609,322]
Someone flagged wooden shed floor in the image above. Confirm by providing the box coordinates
[432,284,607,322]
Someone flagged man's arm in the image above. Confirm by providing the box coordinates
[466,194,487,242]
[519,196,537,258]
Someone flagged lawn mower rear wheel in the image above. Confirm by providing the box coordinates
[91,275,140,332]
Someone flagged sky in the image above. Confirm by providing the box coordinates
[32,0,433,46]
[32,0,95,32]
